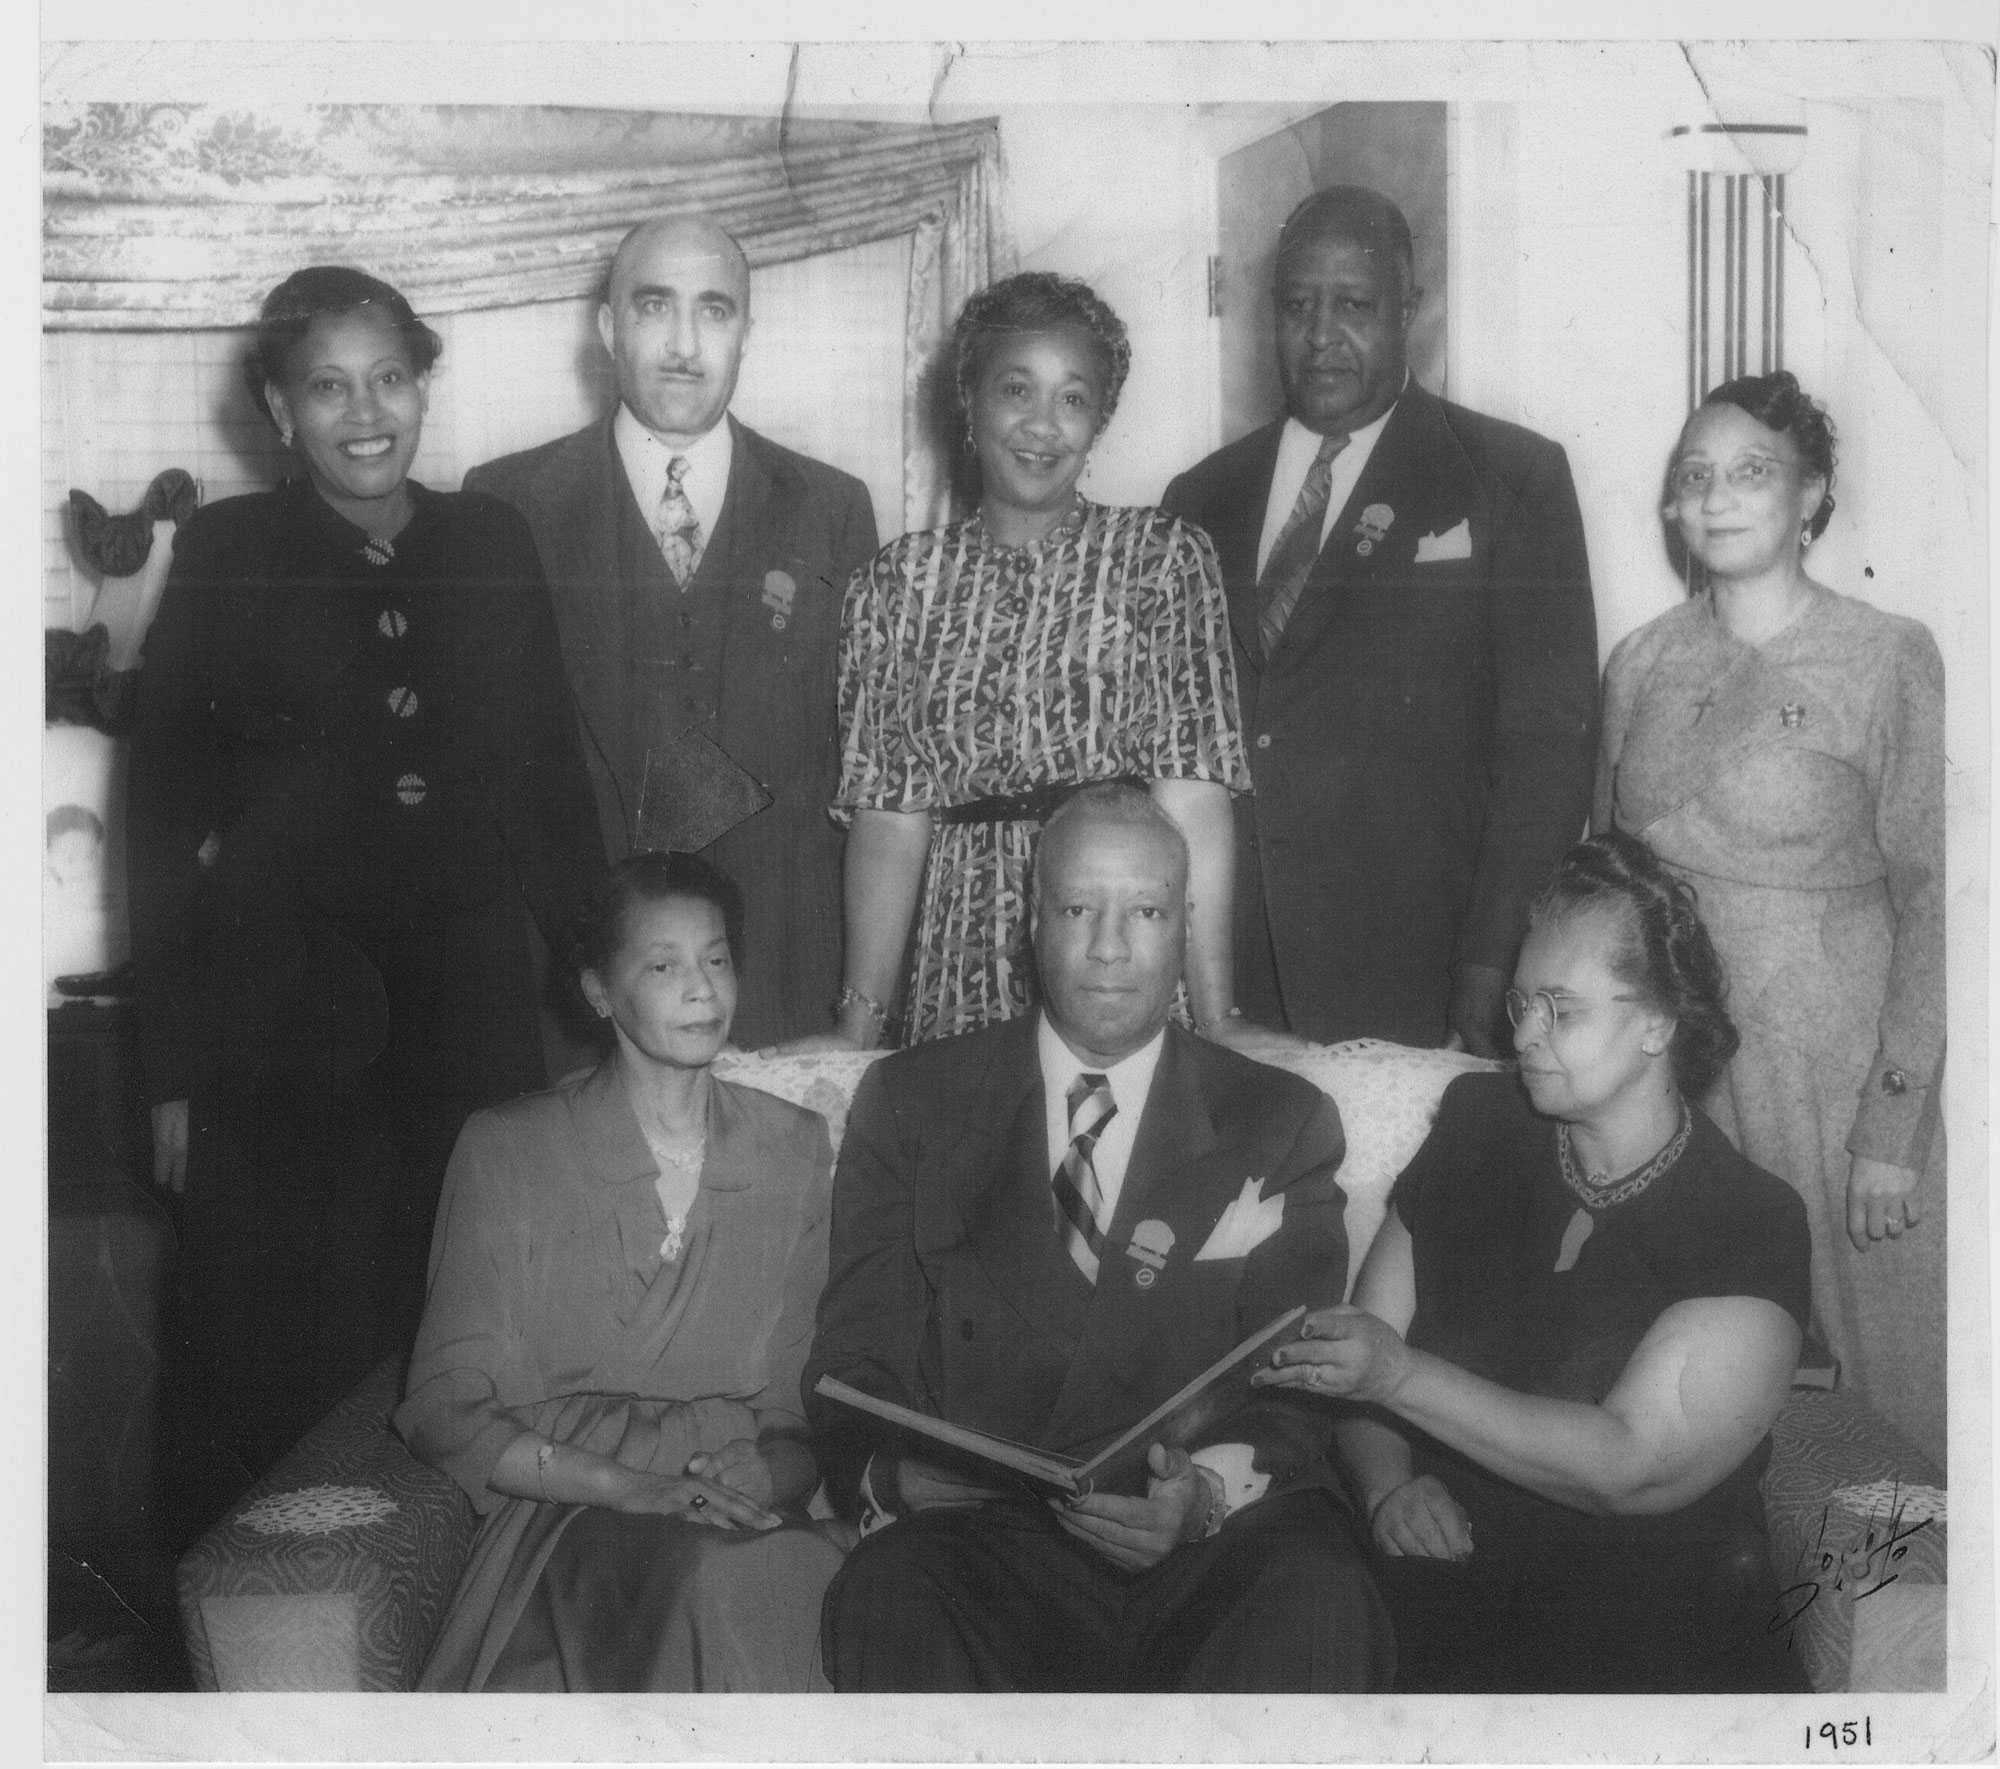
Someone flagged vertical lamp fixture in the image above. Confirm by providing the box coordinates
[1668,112,1808,411]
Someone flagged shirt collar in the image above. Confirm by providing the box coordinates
[1035,1012,1167,1114]
[613,403,734,504]
[1280,370,1405,462]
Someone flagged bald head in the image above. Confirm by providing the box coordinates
[598,214,753,445]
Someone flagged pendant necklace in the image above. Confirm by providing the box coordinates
[642,1104,708,1264]
[1552,1100,1692,1273]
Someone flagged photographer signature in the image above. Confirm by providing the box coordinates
[1769,1486,1935,1643]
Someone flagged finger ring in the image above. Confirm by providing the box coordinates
[1311,1366,1327,1389]
[689,1493,708,1510]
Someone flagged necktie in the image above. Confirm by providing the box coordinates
[1053,1072,1116,1282]
[1257,431,1348,659]
[657,454,704,587]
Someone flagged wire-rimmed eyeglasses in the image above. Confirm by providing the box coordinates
[1503,988,1645,1037]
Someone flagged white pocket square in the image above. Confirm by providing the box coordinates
[1414,519,1473,563]
[1193,1177,1285,1261]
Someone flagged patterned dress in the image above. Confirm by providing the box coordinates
[1596,588,1945,1465]
[835,501,1249,1044]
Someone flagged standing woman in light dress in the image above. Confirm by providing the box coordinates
[1596,371,1945,1464]
[814,271,1290,1056]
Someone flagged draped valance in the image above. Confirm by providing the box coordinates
[43,103,1009,528]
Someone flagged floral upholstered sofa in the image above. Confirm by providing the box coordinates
[176,1042,1946,1694]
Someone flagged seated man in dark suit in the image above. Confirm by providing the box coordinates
[806,784,1390,1691]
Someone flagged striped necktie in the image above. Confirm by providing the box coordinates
[1256,431,1348,658]
[657,454,704,587]
[1053,1072,1116,1282]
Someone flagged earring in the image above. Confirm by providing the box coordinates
[278,427,294,448]
[1800,521,1814,549]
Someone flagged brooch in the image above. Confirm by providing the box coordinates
[762,569,798,631]
[1780,703,1807,729]
[1126,1219,1175,1289]
[1354,504,1394,557]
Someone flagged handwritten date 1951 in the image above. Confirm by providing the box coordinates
[1806,1719,1872,1749]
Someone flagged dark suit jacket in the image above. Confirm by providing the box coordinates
[466,415,879,1047]
[1162,384,1598,1046]
[804,1018,1350,1514]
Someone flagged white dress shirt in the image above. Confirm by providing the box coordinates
[1254,379,1405,578]
[613,403,733,553]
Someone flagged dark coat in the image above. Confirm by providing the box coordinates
[125,479,604,1106]
[1162,384,1598,1046]
[465,416,878,1048]
[803,1017,1351,1513]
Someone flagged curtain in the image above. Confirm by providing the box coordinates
[43,103,1009,530]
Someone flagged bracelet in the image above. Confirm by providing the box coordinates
[836,984,889,1028]
[535,1440,555,1503]
[1198,1006,1246,1035]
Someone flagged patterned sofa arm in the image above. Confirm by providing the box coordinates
[1761,1386,1947,1694]
[176,1354,477,1691]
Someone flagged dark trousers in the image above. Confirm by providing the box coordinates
[821,1488,1392,1692]
[1372,1531,1809,1693]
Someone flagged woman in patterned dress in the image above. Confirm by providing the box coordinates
[128,267,603,1540]
[821,272,1280,1053]
[1596,371,1945,1464]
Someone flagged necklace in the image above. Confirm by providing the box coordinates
[639,1088,709,1263]
[1551,1101,1692,1272]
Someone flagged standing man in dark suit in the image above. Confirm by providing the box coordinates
[806,785,1389,1691]
[467,216,879,1048]
[1163,186,1597,1054]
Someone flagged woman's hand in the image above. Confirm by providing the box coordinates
[1368,1474,1473,1561]
[151,1099,190,1193]
[1848,1156,1922,1251]
[615,1467,781,1531]
[1253,1304,1417,1406]
[685,1438,775,1509]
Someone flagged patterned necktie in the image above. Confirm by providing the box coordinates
[1053,1072,1116,1282]
[657,454,704,588]
[1257,431,1349,659]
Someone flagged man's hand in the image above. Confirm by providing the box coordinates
[1445,964,1509,1059]
[1055,1442,1210,1572]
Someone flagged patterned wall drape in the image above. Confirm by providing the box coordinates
[42,103,1009,531]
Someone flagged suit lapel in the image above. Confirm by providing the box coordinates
[943,1020,1094,1350]
[1042,1029,1222,1445]
[1207,423,1285,668]
[1270,386,1480,667]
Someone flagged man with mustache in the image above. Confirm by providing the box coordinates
[467,215,878,1047]
[1163,186,1598,1057]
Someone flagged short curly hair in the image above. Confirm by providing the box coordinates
[951,271,1132,426]
[245,266,442,429]
[1689,369,1839,541]
[1530,830,1740,1099]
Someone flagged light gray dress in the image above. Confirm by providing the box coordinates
[395,1060,841,1691]
[1597,588,1945,1464]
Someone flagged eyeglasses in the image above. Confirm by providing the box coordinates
[1667,457,1789,500]
[1504,988,1645,1036]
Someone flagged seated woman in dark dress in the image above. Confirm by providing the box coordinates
[1255,831,1811,1692]
[396,854,842,1691]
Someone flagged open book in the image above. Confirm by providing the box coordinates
[813,1305,1308,1498]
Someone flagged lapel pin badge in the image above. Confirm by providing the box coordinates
[1127,1219,1175,1288]
[1354,504,1394,557]
[762,569,797,631]
[1780,702,1807,729]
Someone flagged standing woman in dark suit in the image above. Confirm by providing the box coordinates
[128,266,604,1541]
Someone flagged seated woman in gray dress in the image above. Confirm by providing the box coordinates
[1255,832,1811,1691]
[395,853,841,1691]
